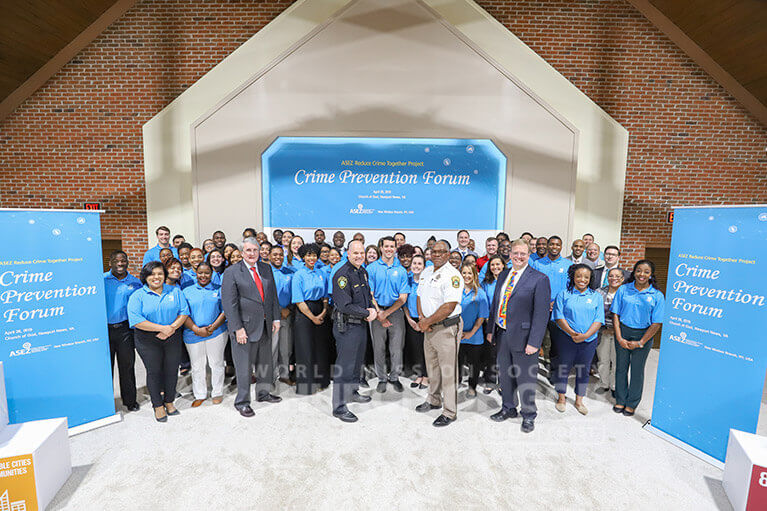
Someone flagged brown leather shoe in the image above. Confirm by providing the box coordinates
[211,396,223,405]
[191,399,205,408]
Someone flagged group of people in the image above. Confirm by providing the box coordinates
[104,225,664,430]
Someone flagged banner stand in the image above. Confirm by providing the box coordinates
[643,421,724,469]
[68,413,121,437]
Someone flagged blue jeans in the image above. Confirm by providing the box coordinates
[553,334,598,396]
[614,325,651,408]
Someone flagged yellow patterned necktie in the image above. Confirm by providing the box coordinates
[497,270,518,328]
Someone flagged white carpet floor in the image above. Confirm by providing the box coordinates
[48,349,742,510]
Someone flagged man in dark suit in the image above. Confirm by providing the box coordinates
[487,239,550,433]
[222,237,282,417]
[590,245,630,289]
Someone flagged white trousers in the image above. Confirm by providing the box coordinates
[596,329,616,391]
[185,332,227,400]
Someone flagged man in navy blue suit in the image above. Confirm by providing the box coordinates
[487,239,550,432]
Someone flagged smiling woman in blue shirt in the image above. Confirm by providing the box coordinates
[459,262,489,398]
[610,259,665,417]
[127,261,190,422]
[291,243,330,395]
[480,255,506,394]
[182,263,227,408]
[552,264,604,415]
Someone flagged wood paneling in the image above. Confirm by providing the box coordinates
[0,1,118,100]
[648,0,767,116]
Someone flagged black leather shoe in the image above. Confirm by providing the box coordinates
[389,380,404,392]
[490,409,518,422]
[376,381,387,393]
[410,381,419,388]
[333,408,358,423]
[238,405,255,417]
[432,414,455,427]
[126,403,140,412]
[521,418,535,433]
[359,377,369,389]
[256,393,282,404]
[415,401,440,413]
[350,391,372,403]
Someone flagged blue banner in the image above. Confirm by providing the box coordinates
[262,137,506,230]
[651,206,767,462]
[0,209,115,427]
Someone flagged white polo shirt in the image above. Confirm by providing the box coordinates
[417,262,464,318]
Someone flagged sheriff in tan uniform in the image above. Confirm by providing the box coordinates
[415,240,464,427]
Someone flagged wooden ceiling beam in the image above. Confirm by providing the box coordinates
[626,0,767,127]
[0,0,138,122]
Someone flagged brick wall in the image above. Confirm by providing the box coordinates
[0,0,295,274]
[476,0,767,264]
[1,0,765,274]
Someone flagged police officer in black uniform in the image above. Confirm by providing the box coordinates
[331,240,378,422]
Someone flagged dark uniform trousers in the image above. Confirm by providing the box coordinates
[108,321,137,407]
[231,325,274,408]
[332,322,367,411]
[135,328,182,408]
[497,331,538,420]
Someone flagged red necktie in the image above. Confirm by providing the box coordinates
[250,266,264,301]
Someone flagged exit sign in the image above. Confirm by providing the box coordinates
[667,211,674,223]
[83,202,100,211]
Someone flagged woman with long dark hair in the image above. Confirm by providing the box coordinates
[480,255,506,394]
[551,263,604,415]
[404,254,428,389]
[459,262,489,398]
[127,261,189,422]
[610,259,665,416]
[206,248,227,286]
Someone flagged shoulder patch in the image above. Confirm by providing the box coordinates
[451,276,460,288]
[338,276,348,289]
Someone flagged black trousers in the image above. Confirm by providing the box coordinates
[134,328,182,408]
[404,318,426,378]
[108,321,137,407]
[294,300,331,395]
[481,339,498,385]
[459,343,484,390]
[332,322,367,411]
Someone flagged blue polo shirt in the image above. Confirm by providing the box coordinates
[530,253,542,262]
[291,267,328,303]
[610,282,665,329]
[178,271,195,289]
[460,288,489,345]
[127,284,189,328]
[182,283,226,343]
[211,271,223,287]
[552,288,605,342]
[271,264,294,308]
[142,244,178,266]
[103,271,142,324]
[481,279,498,307]
[367,258,409,307]
[531,256,573,302]
[406,274,420,318]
